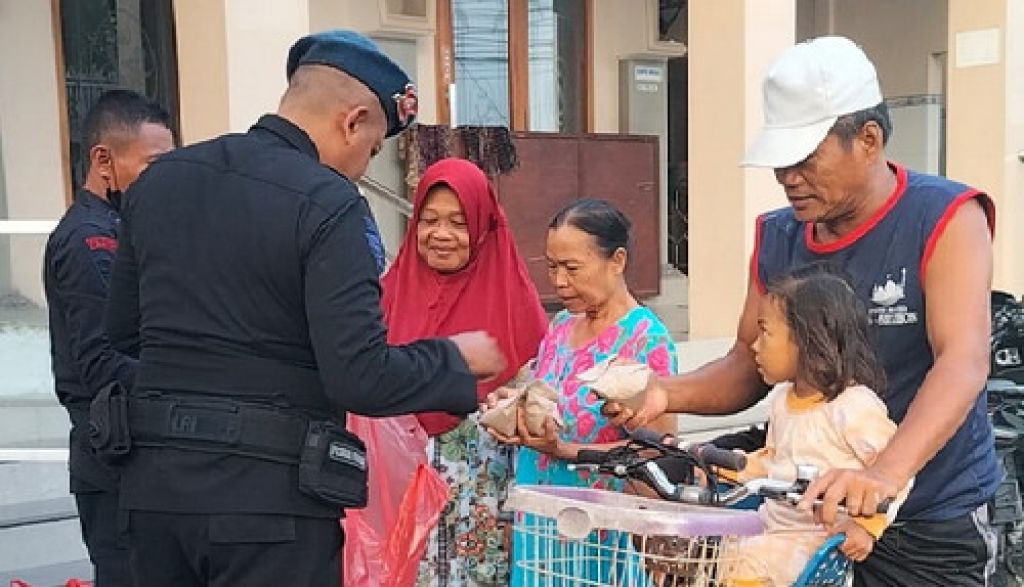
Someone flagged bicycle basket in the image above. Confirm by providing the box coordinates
[505,485,764,586]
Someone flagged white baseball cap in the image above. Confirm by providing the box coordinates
[741,36,883,168]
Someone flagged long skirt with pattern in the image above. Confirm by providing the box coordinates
[417,414,513,586]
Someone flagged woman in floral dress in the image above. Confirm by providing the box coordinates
[486,199,678,584]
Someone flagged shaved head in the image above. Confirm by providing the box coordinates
[280,64,381,118]
[277,64,388,180]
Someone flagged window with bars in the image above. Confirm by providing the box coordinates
[443,0,589,132]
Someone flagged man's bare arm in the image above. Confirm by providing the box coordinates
[871,198,992,488]
[662,276,769,414]
[608,274,770,428]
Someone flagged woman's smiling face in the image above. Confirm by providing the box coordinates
[416,185,472,273]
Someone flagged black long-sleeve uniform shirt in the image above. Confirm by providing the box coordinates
[44,189,137,492]
[106,114,477,517]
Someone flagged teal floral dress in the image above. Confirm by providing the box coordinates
[417,412,514,586]
[511,306,678,584]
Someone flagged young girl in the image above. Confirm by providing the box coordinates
[727,270,911,586]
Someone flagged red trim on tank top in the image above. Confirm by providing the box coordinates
[919,190,995,286]
[804,162,908,254]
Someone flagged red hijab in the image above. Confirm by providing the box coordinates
[381,158,548,436]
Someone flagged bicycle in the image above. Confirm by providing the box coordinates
[504,428,890,586]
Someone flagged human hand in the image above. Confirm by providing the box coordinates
[480,385,519,412]
[601,373,668,430]
[797,466,900,526]
[449,331,507,380]
[484,420,522,446]
[733,449,767,483]
[832,519,875,562]
[515,409,562,457]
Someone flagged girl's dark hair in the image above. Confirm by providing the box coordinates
[548,198,632,258]
[767,270,885,400]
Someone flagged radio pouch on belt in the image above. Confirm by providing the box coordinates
[89,381,132,463]
[298,420,369,509]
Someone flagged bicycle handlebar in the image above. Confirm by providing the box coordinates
[628,427,671,446]
[572,428,894,515]
[741,477,894,514]
[575,449,611,465]
[690,443,747,472]
[626,428,747,471]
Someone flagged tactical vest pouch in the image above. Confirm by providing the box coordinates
[298,420,368,509]
[89,381,132,463]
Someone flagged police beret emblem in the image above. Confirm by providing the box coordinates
[394,83,418,126]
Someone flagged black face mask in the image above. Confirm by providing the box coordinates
[105,159,124,212]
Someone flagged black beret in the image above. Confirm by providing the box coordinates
[287,30,418,137]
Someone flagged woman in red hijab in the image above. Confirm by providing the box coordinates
[382,158,547,585]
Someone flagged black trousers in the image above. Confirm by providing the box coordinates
[126,511,343,587]
[74,491,132,587]
[854,507,996,586]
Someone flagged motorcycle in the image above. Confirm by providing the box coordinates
[988,291,1024,586]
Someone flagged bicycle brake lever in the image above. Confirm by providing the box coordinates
[744,478,796,497]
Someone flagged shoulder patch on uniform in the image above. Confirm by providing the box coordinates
[362,215,386,274]
[84,235,118,253]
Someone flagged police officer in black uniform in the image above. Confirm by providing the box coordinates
[44,89,174,586]
[104,31,505,586]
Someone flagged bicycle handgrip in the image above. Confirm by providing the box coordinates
[575,449,609,465]
[694,444,747,472]
[806,496,895,515]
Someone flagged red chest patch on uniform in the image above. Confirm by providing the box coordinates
[85,235,118,253]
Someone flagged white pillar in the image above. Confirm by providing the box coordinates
[174,0,311,142]
[687,0,795,338]
[0,0,68,306]
[946,0,1024,294]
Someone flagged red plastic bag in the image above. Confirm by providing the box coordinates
[382,462,449,585]
[8,580,91,587]
[343,415,449,587]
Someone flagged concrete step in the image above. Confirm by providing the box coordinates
[0,398,69,449]
[0,519,91,586]
[1,559,93,587]
[0,462,90,584]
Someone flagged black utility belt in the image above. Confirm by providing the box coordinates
[130,395,308,464]
[89,383,368,509]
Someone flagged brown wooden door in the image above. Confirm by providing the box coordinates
[495,132,660,305]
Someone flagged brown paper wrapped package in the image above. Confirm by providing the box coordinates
[479,380,562,437]
[577,356,652,411]
[521,381,562,436]
[479,391,522,437]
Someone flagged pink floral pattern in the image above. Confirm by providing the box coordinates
[515,307,677,490]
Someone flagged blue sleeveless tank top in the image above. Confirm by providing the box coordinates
[755,163,1001,521]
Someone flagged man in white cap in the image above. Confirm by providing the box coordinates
[607,36,999,584]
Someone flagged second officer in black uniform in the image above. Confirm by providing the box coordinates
[45,89,174,586]
[104,31,505,586]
